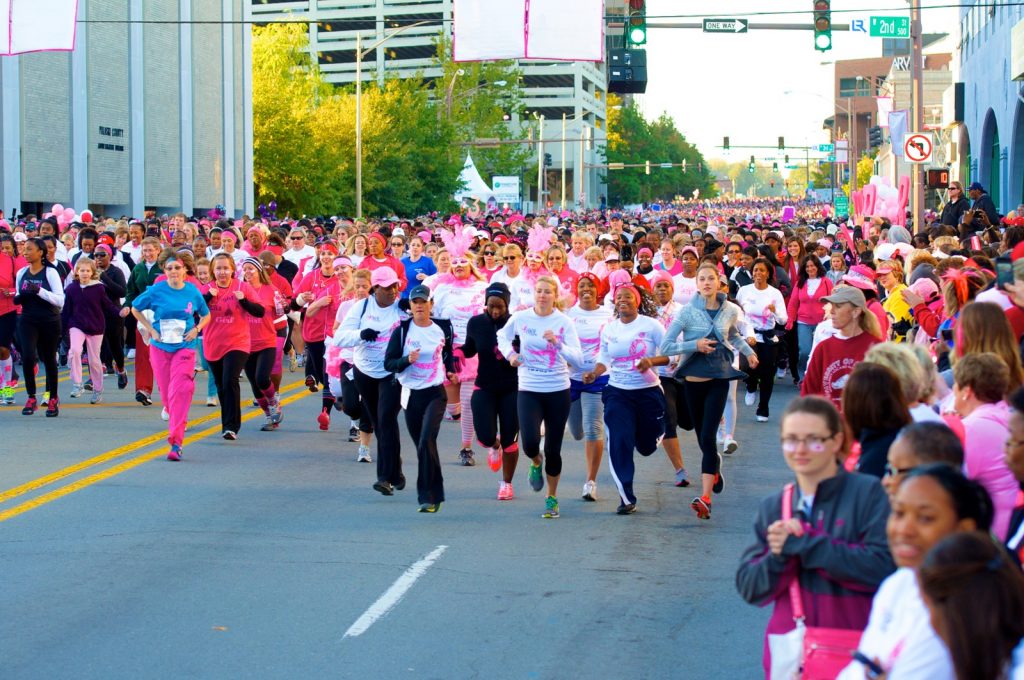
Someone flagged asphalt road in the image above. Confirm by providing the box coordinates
[0,362,799,679]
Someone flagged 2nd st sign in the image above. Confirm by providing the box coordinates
[869,16,910,39]
[702,18,749,34]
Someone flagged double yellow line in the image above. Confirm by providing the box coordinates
[0,378,314,523]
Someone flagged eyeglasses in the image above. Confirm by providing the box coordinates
[503,256,519,262]
[163,264,184,271]
[391,241,404,247]
[780,434,834,453]
[883,463,916,478]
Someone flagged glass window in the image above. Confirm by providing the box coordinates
[839,77,871,98]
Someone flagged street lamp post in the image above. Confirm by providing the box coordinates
[354,21,430,219]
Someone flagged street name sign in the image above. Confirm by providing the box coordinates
[870,16,910,39]
[835,195,850,215]
[818,144,834,152]
[703,18,748,34]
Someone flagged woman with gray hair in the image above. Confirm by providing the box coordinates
[864,342,944,423]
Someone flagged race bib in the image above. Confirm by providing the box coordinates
[158,318,186,344]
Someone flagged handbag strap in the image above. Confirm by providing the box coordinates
[782,483,806,622]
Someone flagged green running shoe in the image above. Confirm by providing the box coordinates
[541,495,559,519]
[529,463,543,492]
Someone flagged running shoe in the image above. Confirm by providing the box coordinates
[288,350,297,372]
[617,503,637,515]
[84,379,93,391]
[372,480,394,496]
[674,468,690,488]
[69,384,84,399]
[443,410,461,422]
[417,503,441,513]
[127,348,136,359]
[756,415,769,423]
[305,375,319,393]
[206,396,218,407]
[117,371,128,390]
[296,354,304,368]
[348,426,360,443]
[135,390,153,406]
[395,476,406,491]
[723,437,738,455]
[528,463,543,492]
[161,408,170,421]
[691,495,712,520]
[776,366,786,380]
[486,446,502,472]
[357,445,372,463]
[44,397,59,418]
[744,390,756,407]
[167,445,182,462]
[90,392,103,405]
[270,400,284,426]
[0,386,13,405]
[497,482,514,501]
[260,414,276,432]
[541,495,559,519]
[713,454,725,494]
[22,397,37,415]
[317,408,330,431]
[223,431,237,441]
[582,480,598,501]
[458,449,475,466]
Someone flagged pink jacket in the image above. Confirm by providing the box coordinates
[786,277,833,328]
[962,401,1018,540]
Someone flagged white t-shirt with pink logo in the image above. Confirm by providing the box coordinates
[567,304,612,381]
[597,316,665,390]
[396,322,447,390]
[433,280,487,346]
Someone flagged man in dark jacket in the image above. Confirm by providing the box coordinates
[961,181,1000,235]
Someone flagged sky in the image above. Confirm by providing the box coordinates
[635,0,958,167]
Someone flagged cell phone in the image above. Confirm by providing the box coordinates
[996,255,1014,291]
[941,328,954,342]
[851,650,884,678]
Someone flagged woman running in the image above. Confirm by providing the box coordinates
[203,253,262,440]
[130,249,210,460]
[545,244,579,305]
[432,228,488,465]
[331,267,373,460]
[0,234,25,405]
[661,262,758,520]
[333,266,407,495]
[240,257,284,431]
[14,237,65,416]
[498,275,583,519]
[292,242,343,429]
[64,257,120,404]
[357,232,407,290]
[383,284,458,513]
[568,273,613,501]
[736,257,788,422]
[650,270,690,486]
[462,282,521,500]
[122,236,163,406]
[583,283,668,514]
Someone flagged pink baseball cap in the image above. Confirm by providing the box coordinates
[370,266,400,288]
[842,264,877,291]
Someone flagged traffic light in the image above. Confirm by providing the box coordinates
[770,180,776,188]
[544,153,552,167]
[748,156,755,173]
[723,136,730,150]
[778,136,785,150]
[813,1,832,52]
[772,161,779,172]
[784,154,790,164]
[627,0,647,46]
[868,125,884,148]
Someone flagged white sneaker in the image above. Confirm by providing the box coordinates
[357,445,372,463]
[206,396,218,407]
[127,349,136,359]
[756,415,769,423]
[776,367,786,379]
[69,384,84,398]
[744,390,756,407]
[161,408,169,421]
[582,480,597,501]
[723,437,738,454]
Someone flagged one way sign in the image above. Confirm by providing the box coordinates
[702,18,749,33]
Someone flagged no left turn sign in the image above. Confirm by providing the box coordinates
[903,133,933,163]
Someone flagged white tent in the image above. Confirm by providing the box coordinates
[453,154,494,202]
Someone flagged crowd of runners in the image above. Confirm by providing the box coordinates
[3,189,1024,677]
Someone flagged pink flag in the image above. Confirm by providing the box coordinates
[838,224,855,251]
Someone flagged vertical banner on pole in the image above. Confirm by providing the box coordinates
[453,0,602,62]
[1,0,79,55]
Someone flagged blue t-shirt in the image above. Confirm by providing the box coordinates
[132,281,209,353]
[401,255,437,297]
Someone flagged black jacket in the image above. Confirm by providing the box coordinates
[939,196,970,228]
[383,317,457,380]
[462,312,519,393]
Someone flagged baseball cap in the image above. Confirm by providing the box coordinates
[409,284,431,301]
[370,266,400,288]
[822,286,867,309]
[842,264,877,291]
[968,182,985,192]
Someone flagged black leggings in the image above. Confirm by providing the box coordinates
[100,314,125,371]
[305,339,333,412]
[517,389,571,478]
[744,341,780,418]
[339,361,370,431]
[244,347,276,399]
[209,349,248,433]
[354,368,403,485]
[405,385,446,505]
[18,315,61,399]
[682,379,731,476]
[472,387,519,451]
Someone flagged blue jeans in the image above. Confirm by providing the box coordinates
[796,322,816,380]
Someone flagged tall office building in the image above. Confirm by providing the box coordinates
[250,0,608,210]
[0,0,252,219]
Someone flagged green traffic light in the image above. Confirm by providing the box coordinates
[815,33,832,51]
[629,27,646,45]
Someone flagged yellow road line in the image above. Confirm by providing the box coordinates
[9,360,138,393]
[0,378,308,506]
[0,388,313,523]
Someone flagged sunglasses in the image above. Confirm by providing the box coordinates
[947,187,959,191]
[503,256,519,261]
[391,241,404,247]
[290,235,304,240]
[483,251,496,256]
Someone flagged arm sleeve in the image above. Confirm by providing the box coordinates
[735,496,793,606]
[333,299,365,348]
[773,288,789,325]
[786,287,800,325]
[382,325,409,374]
[556,318,584,369]
[38,268,65,309]
[801,348,823,396]
[237,297,266,318]
[460,318,478,358]
[124,266,141,306]
[912,303,941,338]
[727,311,756,358]
[101,268,128,298]
[496,312,518,359]
[441,321,457,375]
[659,308,699,355]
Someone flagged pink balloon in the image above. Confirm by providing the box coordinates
[51,204,64,216]
[63,208,75,221]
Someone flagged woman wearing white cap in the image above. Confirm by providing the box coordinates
[333,266,408,496]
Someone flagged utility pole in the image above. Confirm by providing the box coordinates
[910,0,925,232]
[536,115,544,211]
[561,113,567,211]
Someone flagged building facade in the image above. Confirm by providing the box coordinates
[958,1,1024,214]
[0,0,253,219]
[249,0,608,210]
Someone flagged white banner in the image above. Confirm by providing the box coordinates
[1,0,78,56]
[452,0,602,62]
[452,0,526,62]
[491,176,521,204]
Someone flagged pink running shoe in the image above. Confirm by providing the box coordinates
[486,446,502,472]
[497,482,514,501]
[167,445,182,462]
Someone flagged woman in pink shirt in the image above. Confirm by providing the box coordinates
[785,254,833,381]
[241,257,284,431]
[357,232,407,290]
[952,353,1019,540]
